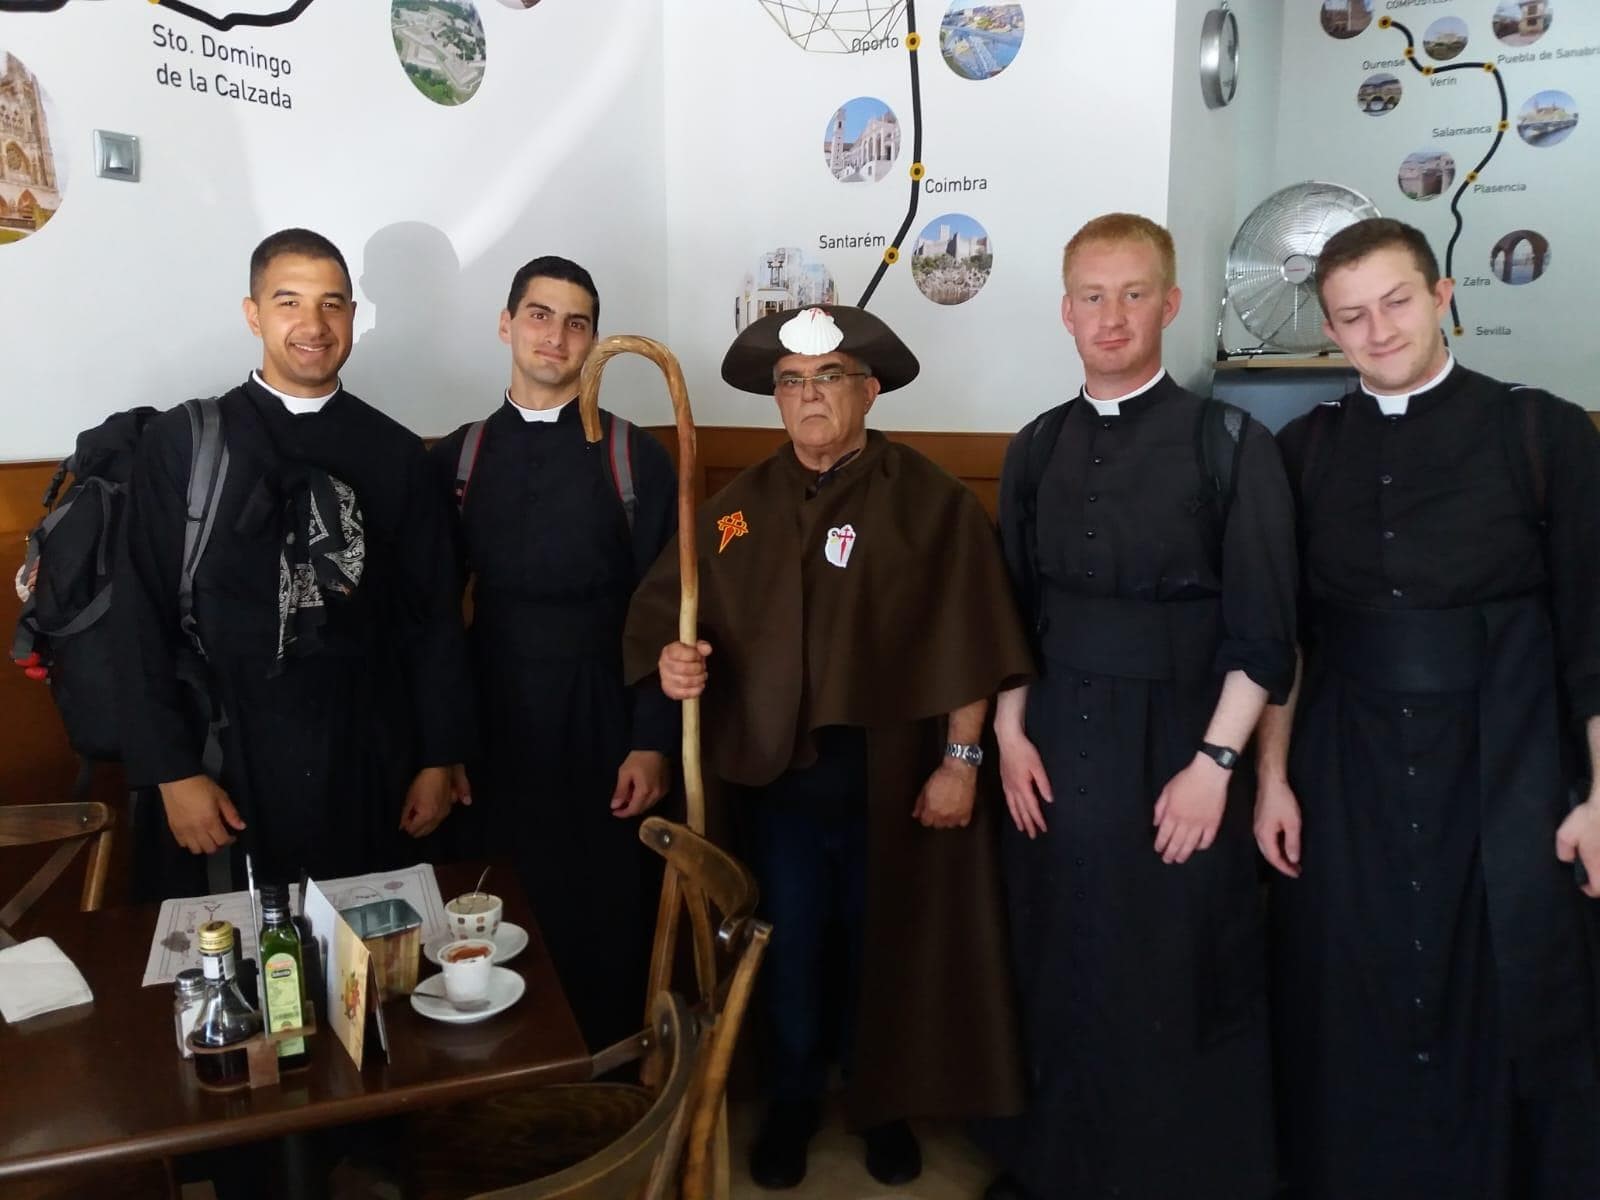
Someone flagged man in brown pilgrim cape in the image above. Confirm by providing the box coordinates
[623,305,1033,1190]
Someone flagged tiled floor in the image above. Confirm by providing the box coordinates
[728,1102,995,1200]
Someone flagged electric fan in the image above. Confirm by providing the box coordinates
[1219,181,1381,356]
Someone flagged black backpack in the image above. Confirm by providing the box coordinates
[12,399,230,762]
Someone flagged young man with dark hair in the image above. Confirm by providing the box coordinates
[1258,216,1600,1198]
[116,227,474,895]
[428,255,676,1051]
[983,213,1297,1200]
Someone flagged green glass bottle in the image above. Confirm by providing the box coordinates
[259,884,309,1070]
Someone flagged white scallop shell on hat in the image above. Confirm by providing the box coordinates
[778,308,845,356]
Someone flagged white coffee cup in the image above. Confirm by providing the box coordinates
[446,892,503,940]
[440,938,495,1007]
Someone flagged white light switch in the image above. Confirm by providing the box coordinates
[93,130,140,182]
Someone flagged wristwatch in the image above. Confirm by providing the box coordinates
[945,742,985,767]
[1199,742,1240,770]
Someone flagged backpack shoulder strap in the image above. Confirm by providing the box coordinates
[606,413,637,534]
[1297,397,1346,508]
[180,398,230,655]
[1197,397,1247,516]
[1502,383,1551,525]
[1016,399,1073,631]
[453,419,488,510]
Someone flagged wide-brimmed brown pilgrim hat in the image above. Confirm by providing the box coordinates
[720,305,921,395]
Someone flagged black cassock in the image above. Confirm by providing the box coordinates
[116,377,474,894]
[988,375,1297,1200]
[429,399,676,1050]
[1273,365,1600,1199]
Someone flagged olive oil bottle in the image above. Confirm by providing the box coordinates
[259,884,309,1071]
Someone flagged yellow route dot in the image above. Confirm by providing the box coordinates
[1499,119,1509,131]
[1379,15,1392,28]
[906,32,921,51]
[910,162,925,180]
[884,247,900,265]
[1454,326,1465,337]
[1403,46,1415,58]
[1467,171,1479,182]
[1422,65,1435,76]
[1485,62,1497,72]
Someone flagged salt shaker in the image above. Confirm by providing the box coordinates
[172,968,206,1059]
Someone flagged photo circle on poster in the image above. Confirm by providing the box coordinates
[1493,0,1553,48]
[940,3,1024,81]
[1423,16,1469,61]
[392,0,487,106]
[912,213,992,306]
[1397,149,1456,201]
[1517,90,1579,147]
[734,247,838,333]
[1320,0,1373,40]
[0,48,67,247]
[823,98,902,184]
[1491,230,1552,285]
[496,0,542,7]
[1358,73,1402,115]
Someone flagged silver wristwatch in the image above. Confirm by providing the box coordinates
[945,742,984,767]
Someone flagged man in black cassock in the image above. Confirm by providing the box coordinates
[116,228,473,897]
[1256,217,1600,1199]
[984,214,1296,1200]
[428,257,676,1051]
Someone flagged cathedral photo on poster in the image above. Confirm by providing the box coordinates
[0,49,64,247]
[822,97,901,184]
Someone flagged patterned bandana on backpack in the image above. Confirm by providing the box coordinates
[12,399,230,763]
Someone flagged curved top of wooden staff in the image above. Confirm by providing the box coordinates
[577,335,706,834]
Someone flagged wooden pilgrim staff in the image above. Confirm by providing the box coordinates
[576,336,705,836]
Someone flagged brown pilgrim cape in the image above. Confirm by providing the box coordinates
[623,430,1034,1128]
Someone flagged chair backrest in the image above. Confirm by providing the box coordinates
[0,802,114,945]
[637,816,772,1200]
[469,991,699,1200]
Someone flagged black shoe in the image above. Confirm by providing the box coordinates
[748,1099,821,1190]
[984,1170,1035,1200]
[862,1119,922,1186]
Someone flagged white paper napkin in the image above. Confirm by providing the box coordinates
[0,936,94,1023]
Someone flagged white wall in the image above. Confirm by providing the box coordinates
[0,0,669,460]
[1164,0,1287,393]
[661,0,1179,434]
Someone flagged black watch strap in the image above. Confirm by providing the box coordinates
[1199,741,1240,770]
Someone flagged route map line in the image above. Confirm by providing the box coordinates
[856,0,920,306]
[1380,15,1509,336]
[150,0,318,33]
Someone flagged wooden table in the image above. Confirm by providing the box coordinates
[0,863,589,1184]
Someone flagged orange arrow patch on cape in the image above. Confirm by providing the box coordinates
[716,510,750,554]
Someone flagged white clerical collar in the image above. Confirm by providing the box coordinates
[253,371,337,415]
[1082,369,1167,416]
[506,390,573,423]
[1361,354,1455,416]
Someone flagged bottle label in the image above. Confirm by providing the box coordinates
[200,949,233,981]
[263,951,305,1059]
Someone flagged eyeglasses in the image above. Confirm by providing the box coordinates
[774,370,870,394]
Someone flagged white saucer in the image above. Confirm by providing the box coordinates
[423,921,529,968]
[409,966,525,1024]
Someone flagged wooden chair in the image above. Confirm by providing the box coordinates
[0,802,114,947]
[410,819,770,1200]
[464,991,699,1200]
